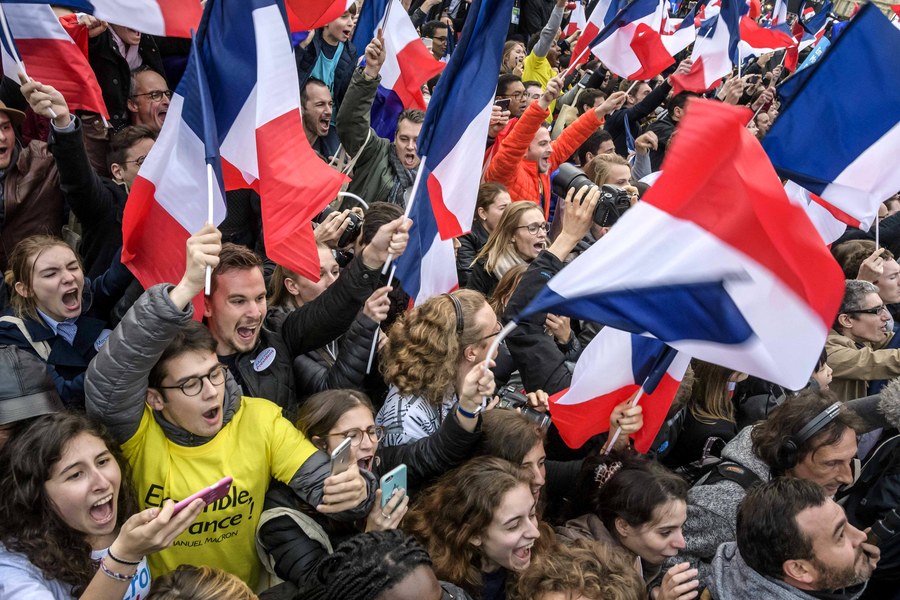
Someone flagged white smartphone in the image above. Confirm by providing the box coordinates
[330,437,353,476]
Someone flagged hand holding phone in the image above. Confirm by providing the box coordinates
[494,98,511,111]
[330,437,353,476]
[379,464,408,509]
[171,476,233,515]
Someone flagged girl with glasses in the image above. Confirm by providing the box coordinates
[257,388,486,591]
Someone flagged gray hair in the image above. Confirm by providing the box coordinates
[836,279,880,331]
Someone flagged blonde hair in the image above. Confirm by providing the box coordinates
[4,235,81,321]
[146,565,257,600]
[501,41,525,73]
[489,263,527,316]
[684,359,739,423]
[584,153,630,187]
[473,202,543,278]
[380,289,487,406]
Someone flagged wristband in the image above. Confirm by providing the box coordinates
[106,547,142,566]
[99,557,137,582]
[457,402,483,419]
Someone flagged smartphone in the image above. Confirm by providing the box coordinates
[380,464,408,509]
[330,436,353,476]
[423,38,433,51]
[172,476,233,515]
[494,98,511,111]
[746,74,760,84]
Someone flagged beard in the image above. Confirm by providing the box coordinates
[810,549,871,591]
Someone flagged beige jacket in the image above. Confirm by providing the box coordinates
[825,329,900,401]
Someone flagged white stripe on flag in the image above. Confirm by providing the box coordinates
[3,4,71,41]
[89,0,166,36]
[253,4,301,128]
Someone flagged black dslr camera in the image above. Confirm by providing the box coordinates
[552,163,633,228]
[496,384,551,429]
[316,206,363,249]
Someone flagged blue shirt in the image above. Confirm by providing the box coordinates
[37,310,78,346]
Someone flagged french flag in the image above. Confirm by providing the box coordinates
[550,328,690,451]
[286,0,355,32]
[763,4,900,233]
[569,0,620,68]
[802,0,832,42]
[565,1,587,37]
[124,0,345,302]
[669,0,742,95]
[771,0,787,25]
[515,99,845,390]
[0,2,108,119]
[395,0,513,305]
[660,5,699,57]
[783,180,847,246]
[587,0,674,80]
[355,0,445,139]
[25,0,202,38]
[738,15,795,58]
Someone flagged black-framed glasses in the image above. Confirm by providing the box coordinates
[846,305,889,316]
[326,426,385,447]
[122,155,147,166]
[158,365,227,396]
[502,91,527,99]
[131,89,173,102]
[516,222,550,235]
[480,320,503,341]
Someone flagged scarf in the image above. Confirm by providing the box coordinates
[386,145,416,207]
[110,27,142,70]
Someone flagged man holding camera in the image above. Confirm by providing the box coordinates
[704,478,879,599]
[483,74,626,219]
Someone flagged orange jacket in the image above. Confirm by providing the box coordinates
[484,101,602,219]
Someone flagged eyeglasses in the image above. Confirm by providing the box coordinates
[846,305,889,316]
[158,365,227,396]
[122,155,147,167]
[516,222,550,235]
[502,91,527,99]
[480,320,503,341]
[131,89,173,102]
[327,426,385,446]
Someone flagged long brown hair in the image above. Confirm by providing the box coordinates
[5,235,82,321]
[380,289,487,406]
[473,202,543,278]
[0,412,139,595]
[684,359,739,423]
[294,389,375,450]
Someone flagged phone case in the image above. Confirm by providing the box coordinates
[172,476,233,515]
[380,464,407,508]
[330,437,353,476]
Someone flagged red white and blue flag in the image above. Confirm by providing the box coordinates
[286,0,354,32]
[124,0,345,305]
[565,0,587,37]
[738,15,795,58]
[586,0,673,80]
[353,0,445,139]
[0,2,108,118]
[801,0,832,42]
[669,0,743,94]
[763,5,900,233]
[26,0,202,38]
[395,0,513,305]
[569,0,621,68]
[515,99,845,390]
[771,0,787,24]
[783,180,847,246]
[660,5,699,57]
[550,328,690,451]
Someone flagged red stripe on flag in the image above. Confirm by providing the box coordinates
[809,193,862,229]
[392,40,446,110]
[571,22,600,69]
[427,174,465,239]
[156,0,203,38]
[287,0,348,32]
[669,56,720,95]
[17,38,108,119]
[256,111,348,282]
[739,16,794,49]
[628,23,675,80]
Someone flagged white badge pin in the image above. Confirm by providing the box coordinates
[253,347,277,372]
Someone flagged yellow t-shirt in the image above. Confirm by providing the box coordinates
[523,53,558,122]
[122,397,318,588]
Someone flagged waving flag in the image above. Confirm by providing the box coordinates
[670,0,742,94]
[550,328,690,451]
[30,0,202,37]
[660,9,698,56]
[771,0,787,24]
[569,0,620,68]
[763,4,900,233]
[287,0,354,32]
[395,0,513,305]
[801,0,832,42]
[0,2,108,118]
[738,15,795,57]
[356,0,445,139]
[587,0,673,79]
[565,0,587,37]
[515,99,845,389]
[784,180,847,246]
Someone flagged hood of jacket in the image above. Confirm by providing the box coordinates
[720,425,771,481]
[706,543,868,600]
[151,374,242,446]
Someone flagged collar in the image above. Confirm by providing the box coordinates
[36,309,77,337]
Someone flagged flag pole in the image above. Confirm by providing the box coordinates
[876,217,881,251]
[205,163,214,294]
[0,5,57,120]
[604,386,645,453]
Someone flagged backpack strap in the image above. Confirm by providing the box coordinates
[255,506,333,590]
[698,461,762,490]
[0,316,51,361]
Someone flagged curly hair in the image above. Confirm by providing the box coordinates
[512,539,645,600]
[0,412,139,595]
[405,457,552,596]
[473,201,545,278]
[4,235,83,321]
[380,289,488,406]
[147,565,257,600]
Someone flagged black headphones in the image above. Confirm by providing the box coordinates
[445,293,464,334]
[774,402,842,473]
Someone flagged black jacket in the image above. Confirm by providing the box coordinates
[457,221,490,288]
[520,0,555,37]
[258,411,483,587]
[604,81,671,157]
[48,118,126,278]
[295,35,357,115]
[88,30,165,131]
[644,114,677,172]
[466,259,500,298]
[228,256,380,418]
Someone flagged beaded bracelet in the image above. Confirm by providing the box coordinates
[106,547,142,566]
[99,557,137,582]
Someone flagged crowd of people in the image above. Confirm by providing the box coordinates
[0,0,897,599]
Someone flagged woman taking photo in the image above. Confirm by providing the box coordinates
[0,236,131,407]
[0,412,203,599]
[256,387,486,589]
[376,289,498,446]
[405,456,552,600]
[467,202,548,298]
[458,183,512,287]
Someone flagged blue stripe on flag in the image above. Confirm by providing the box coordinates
[394,163,438,300]
[630,336,679,394]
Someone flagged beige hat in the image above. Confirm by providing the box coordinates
[0,101,26,128]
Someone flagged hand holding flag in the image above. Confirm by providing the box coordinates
[19,76,67,125]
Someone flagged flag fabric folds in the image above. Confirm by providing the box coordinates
[395,0,513,305]
[362,0,446,139]
[569,0,620,68]
[670,0,742,94]
[783,180,847,246]
[0,2,108,118]
[516,99,845,390]
[287,0,354,32]
[771,0,787,24]
[550,328,690,452]
[29,0,202,37]
[738,15,795,57]
[586,0,673,80]
[763,4,900,233]
[565,0,587,37]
